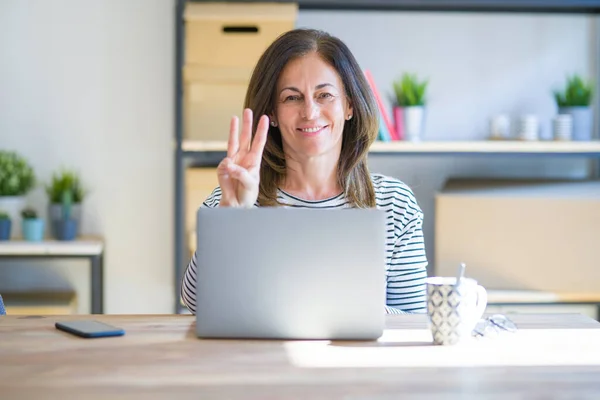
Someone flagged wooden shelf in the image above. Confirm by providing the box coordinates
[0,237,104,256]
[182,139,600,155]
[183,140,228,152]
[368,140,600,154]
[488,290,600,304]
[188,0,600,14]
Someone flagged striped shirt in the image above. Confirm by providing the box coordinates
[181,173,429,315]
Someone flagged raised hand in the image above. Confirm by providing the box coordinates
[217,108,269,208]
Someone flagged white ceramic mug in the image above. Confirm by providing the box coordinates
[425,277,487,345]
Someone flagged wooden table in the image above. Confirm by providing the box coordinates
[1,313,600,399]
[0,238,104,313]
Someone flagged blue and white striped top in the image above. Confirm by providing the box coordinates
[181,173,429,315]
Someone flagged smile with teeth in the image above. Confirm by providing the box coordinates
[299,125,327,133]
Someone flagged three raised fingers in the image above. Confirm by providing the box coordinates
[228,109,270,165]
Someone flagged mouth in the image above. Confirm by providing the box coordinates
[297,125,328,136]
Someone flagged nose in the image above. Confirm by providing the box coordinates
[302,98,319,120]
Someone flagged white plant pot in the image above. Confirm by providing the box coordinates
[0,196,26,239]
[403,106,426,142]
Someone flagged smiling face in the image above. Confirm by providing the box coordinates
[273,52,353,161]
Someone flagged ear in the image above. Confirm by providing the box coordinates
[345,100,354,121]
[269,112,278,127]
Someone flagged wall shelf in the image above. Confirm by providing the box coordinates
[188,0,600,14]
[182,139,600,156]
[369,140,600,155]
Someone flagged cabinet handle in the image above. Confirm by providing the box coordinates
[222,26,259,34]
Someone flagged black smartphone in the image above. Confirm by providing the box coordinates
[55,320,125,338]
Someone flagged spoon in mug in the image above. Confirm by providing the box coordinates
[456,262,466,286]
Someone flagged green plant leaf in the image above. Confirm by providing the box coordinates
[0,151,36,196]
[45,168,86,204]
[393,72,429,107]
[21,207,37,220]
[554,73,594,107]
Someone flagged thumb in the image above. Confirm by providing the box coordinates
[217,157,233,176]
[217,158,235,194]
[227,163,257,191]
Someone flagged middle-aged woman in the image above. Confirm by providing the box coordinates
[182,28,428,315]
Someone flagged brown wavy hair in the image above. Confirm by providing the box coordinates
[244,29,379,208]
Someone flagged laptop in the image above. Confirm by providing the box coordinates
[195,206,387,340]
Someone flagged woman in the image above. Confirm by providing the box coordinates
[181,28,428,315]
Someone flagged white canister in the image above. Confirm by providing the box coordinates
[489,115,510,140]
[553,114,573,141]
[518,115,539,141]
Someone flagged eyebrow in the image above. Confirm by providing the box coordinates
[279,83,335,94]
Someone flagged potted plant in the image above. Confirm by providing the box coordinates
[53,190,78,241]
[46,169,85,240]
[393,73,429,141]
[553,74,594,141]
[0,211,11,241]
[0,150,36,238]
[21,207,45,242]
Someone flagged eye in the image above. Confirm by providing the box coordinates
[284,95,301,102]
[318,92,334,99]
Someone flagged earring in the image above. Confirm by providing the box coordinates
[347,114,353,120]
[271,121,278,127]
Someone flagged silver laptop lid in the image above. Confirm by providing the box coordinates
[195,207,387,340]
